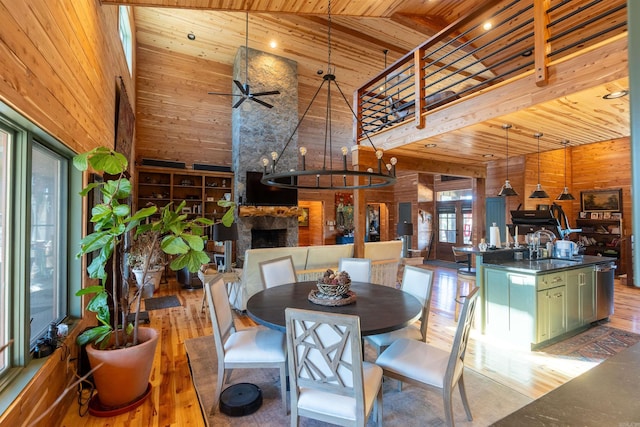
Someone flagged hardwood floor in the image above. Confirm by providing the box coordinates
[60,266,640,426]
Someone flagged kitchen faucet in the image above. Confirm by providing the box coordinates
[531,229,556,259]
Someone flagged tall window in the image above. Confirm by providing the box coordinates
[0,128,8,373]
[30,145,68,345]
[119,6,133,76]
[0,106,78,388]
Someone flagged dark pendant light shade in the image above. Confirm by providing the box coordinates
[498,124,518,197]
[529,132,549,199]
[556,139,575,200]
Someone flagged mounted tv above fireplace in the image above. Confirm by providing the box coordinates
[245,171,298,206]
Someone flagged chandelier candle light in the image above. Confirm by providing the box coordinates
[260,0,397,190]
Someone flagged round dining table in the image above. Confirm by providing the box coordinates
[246,281,422,336]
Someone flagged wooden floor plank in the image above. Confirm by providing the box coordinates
[60,266,640,426]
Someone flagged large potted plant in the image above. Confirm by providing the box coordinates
[74,147,234,410]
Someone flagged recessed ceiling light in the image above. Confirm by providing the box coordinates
[521,49,533,57]
[187,32,196,41]
[483,154,494,158]
[603,90,628,100]
[483,22,492,31]
[425,143,437,148]
[270,40,277,49]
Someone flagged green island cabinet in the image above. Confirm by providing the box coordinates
[483,266,595,348]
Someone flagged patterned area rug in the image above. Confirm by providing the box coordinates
[184,335,532,427]
[143,295,181,311]
[536,325,640,362]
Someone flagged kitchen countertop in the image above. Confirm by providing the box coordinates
[483,255,615,274]
[492,341,640,426]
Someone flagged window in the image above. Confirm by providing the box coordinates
[0,103,80,390]
[119,6,133,76]
[30,145,68,345]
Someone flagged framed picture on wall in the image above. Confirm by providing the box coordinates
[580,188,622,212]
[298,207,309,226]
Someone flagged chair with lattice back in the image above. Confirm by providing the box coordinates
[285,308,383,426]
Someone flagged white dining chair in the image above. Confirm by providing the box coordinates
[205,275,288,414]
[338,257,372,282]
[375,287,479,427]
[366,265,434,356]
[285,308,383,427]
[259,255,297,289]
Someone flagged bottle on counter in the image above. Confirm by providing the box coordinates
[479,238,488,252]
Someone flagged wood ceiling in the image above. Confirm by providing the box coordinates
[109,0,629,168]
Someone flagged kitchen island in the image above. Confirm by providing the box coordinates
[454,246,616,349]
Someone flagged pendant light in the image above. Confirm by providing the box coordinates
[529,132,549,198]
[498,123,518,196]
[556,139,575,200]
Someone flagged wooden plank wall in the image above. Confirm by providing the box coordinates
[0,1,133,426]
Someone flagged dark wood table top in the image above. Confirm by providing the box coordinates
[246,281,422,336]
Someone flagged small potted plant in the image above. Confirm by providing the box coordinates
[74,147,234,410]
[127,230,167,298]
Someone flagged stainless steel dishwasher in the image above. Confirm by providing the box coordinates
[595,262,616,321]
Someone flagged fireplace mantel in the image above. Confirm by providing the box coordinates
[239,206,302,218]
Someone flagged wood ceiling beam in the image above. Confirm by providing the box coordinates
[352,146,487,178]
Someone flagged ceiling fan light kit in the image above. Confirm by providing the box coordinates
[259,0,396,190]
[207,12,280,109]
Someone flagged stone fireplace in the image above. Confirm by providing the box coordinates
[230,47,300,258]
[251,228,287,249]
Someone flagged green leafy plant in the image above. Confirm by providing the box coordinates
[74,147,234,349]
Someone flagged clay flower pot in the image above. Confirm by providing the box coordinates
[86,327,158,408]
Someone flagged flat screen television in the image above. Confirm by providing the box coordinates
[245,171,298,206]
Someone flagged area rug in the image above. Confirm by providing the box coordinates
[184,335,532,427]
[143,295,181,311]
[536,325,640,362]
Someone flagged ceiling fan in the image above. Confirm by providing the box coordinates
[208,12,280,109]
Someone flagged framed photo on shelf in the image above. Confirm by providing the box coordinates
[214,254,225,271]
[603,212,611,219]
[611,212,622,220]
[580,188,622,212]
[579,211,588,219]
[590,212,600,219]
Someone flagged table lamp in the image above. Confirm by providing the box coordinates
[398,222,414,258]
[213,223,238,273]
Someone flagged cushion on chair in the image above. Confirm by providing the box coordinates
[366,324,422,348]
[297,361,382,421]
[223,328,286,364]
[376,338,463,388]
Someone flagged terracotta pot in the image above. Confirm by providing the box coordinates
[86,327,158,408]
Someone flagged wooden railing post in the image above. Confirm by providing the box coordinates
[534,0,551,86]
[414,48,425,129]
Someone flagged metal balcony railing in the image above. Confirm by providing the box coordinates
[356,0,627,140]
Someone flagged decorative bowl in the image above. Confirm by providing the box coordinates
[317,269,351,296]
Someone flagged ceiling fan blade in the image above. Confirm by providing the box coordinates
[252,90,281,97]
[251,97,274,109]
[208,92,243,96]
[233,97,247,109]
[234,80,248,95]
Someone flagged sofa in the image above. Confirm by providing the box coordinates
[231,240,403,311]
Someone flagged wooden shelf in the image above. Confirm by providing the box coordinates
[576,217,622,260]
[136,166,234,236]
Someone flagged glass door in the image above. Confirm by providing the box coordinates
[436,201,472,261]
